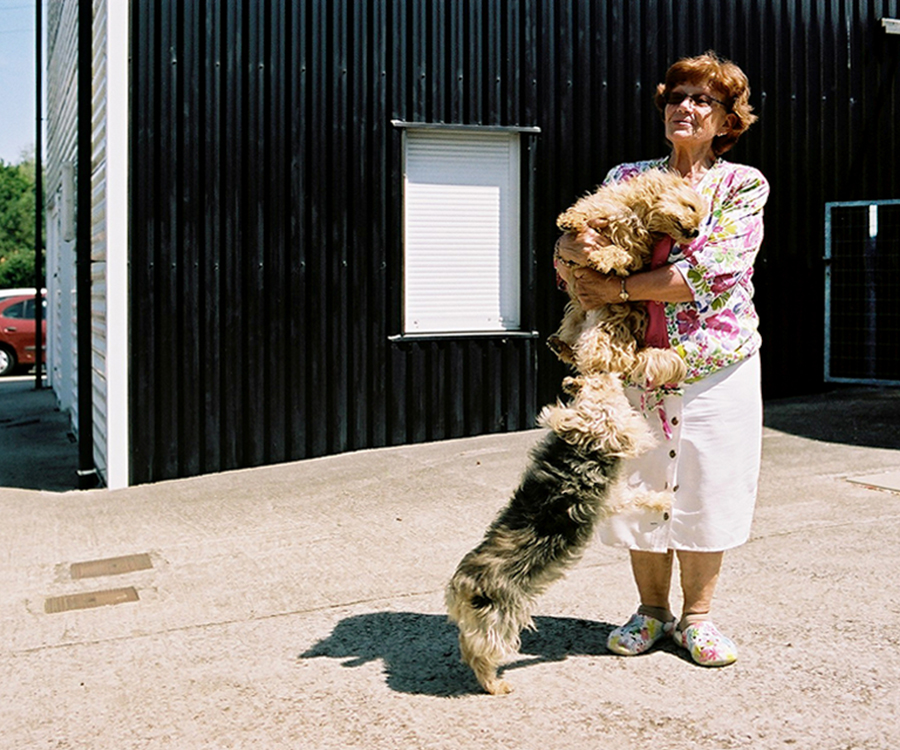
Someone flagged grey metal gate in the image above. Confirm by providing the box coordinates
[824,200,900,385]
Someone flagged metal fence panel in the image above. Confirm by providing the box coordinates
[825,200,900,385]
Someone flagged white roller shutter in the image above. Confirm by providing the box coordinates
[403,129,521,333]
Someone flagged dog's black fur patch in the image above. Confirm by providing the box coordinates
[491,432,619,545]
[461,431,621,590]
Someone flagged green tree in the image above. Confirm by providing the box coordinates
[0,150,44,289]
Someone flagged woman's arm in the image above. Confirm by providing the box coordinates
[557,165,769,311]
[570,264,694,309]
[555,229,693,309]
[670,170,769,310]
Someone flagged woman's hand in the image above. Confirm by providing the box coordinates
[554,227,610,287]
[554,227,622,309]
[571,266,622,309]
[554,226,609,264]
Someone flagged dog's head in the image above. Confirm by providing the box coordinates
[622,170,707,245]
[643,179,707,244]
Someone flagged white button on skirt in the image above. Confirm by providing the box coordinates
[599,354,762,552]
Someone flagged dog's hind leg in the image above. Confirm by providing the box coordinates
[446,559,531,695]
[458,631,513,695]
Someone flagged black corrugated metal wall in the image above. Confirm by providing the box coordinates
[130,0,900,484]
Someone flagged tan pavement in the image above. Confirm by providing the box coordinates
[1,379,899,749]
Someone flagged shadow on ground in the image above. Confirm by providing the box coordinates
[300,611,667,696]
[763,386,900,451]
[0,377,79,492]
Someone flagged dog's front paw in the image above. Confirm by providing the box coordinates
[547,335,576,365]
[561,376,584,396]
[586,245,642,274]
[547,333,575,365]
[555,210,584,232]
[631,347,687,388]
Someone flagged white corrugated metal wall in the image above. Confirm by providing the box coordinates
[46,0,128,487]
[90,0,108,480]
[46,0,78,416]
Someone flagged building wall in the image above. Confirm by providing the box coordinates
[45,0,79,418]
[47,0,129,487]
[129,0,900,484]
[129,0,541,483]
[90,0,109,481]
[104,0,130,488]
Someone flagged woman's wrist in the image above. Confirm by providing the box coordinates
[623,265,694,304]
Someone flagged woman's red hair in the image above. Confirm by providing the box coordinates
[654,51,758,155]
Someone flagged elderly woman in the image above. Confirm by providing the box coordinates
[554,51,769,667]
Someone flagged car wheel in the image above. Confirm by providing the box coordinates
[0,346,16,377]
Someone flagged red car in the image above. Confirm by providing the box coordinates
[0,294,47,376]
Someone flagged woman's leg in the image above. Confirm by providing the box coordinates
[606,549,676,655]
[676,550,723,619]
[674,550,738,666]
[630,549,675,612]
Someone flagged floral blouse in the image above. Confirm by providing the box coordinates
[603,158,770,383]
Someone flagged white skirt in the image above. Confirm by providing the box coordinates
[599,354,762,552]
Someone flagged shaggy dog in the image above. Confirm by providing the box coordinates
[446,373,665,695]
[445,170,702,695]
[550,169,706,386]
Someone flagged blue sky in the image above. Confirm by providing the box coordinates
[0,1,42,165]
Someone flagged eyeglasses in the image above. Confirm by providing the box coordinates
[664,91,726,109]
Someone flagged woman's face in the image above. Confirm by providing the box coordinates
[664,81,732,150]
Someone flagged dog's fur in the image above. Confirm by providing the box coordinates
[446,373,665,695]
[445,171,699,695]
[550,169,707,386]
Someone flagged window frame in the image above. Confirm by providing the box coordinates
[389,121,540,342]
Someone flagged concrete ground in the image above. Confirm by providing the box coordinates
[0,376,79,492]
[1,378,899,749]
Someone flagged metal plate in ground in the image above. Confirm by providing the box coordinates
[70,553,153,579]
[44,587,140,614]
